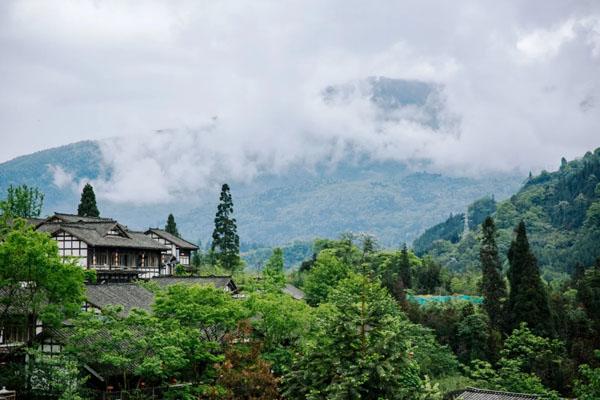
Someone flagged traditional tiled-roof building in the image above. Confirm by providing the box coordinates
[144,228,199,270]
[34,213,169,280]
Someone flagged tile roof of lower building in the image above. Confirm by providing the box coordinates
[151,275,235,290]
[283,284,305,300]
[456,388,541,400]
[85,283,155,315]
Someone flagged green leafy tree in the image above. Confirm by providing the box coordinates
[153,283,247,347]
[505,221,553,336]
[77,183,99,217]
[303,249,349,306]
[1,184,44,218]
[165,213,180,237]
[456,313,491,363]
[0,220,85,346]
[500,323,567,391]
[211,184,241,271]
[152,284,249,383]
[467,324,566,397]
[245,291,314,375]
[574,350,600,400]
[416,257,442,294]
[67,306,188,390]
[262,248,286,291]
[479,217,507,330]
[284,273,426,399]
[26,349,87,399]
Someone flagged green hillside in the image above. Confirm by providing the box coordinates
[414,148,600,276]
[0,141,523,260]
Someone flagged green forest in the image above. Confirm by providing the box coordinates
[1,149,600,399]
[414,148,600,279]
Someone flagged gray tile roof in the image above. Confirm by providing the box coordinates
[145,228,199,250]
[85,284,155,315]
[456,388,541,400]
[151,275,236,291]
[283,284,305,300]
[51,213,116,223]
[38,220,169,250]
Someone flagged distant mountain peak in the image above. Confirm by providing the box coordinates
[321,76,450,129]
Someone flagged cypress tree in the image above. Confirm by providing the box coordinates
[165,213,179,237]
[399,243,412,289]
[506,221,553,336]
[480,217,507,330]
[77,183,100,217]
[211,184,240,271]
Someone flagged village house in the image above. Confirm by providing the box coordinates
[144,228,199,273]
[33,213,177,280]
[37,276,238,370]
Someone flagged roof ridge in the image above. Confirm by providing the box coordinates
[54,212,112,218]
[152,275,232,279]
[464,387,540,398]
[64,220,113,224]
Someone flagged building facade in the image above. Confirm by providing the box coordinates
[145,228,199,272]
[35,213,170,280]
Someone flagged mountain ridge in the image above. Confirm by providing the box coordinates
[413,148,600,276]
[0,140,524,257]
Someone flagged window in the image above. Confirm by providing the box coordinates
[119,254,129,266]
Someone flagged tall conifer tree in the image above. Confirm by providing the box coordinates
[480,217,507,329]
[506,221,553,336]
[399,243,412,289]
[77,183,100,217]
[211,184,240,271]
[165,213,179,237]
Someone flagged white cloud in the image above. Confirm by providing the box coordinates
[1,1,600,204]
[48,164,75,189]
[517,19,577,61]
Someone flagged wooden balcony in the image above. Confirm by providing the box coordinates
[88,265,163,279]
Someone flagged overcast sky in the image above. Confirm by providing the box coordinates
[1,1,600,202]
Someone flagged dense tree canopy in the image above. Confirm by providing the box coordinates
[284,273,433,399]
[1,184,44,218]
[0,219,85,345]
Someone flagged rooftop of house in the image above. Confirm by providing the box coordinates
[47,212,116,224]
[85,283,155,316]
[151,275,237,291]
[83,277,238,315]
[36,213,169,251]
[145,228,199,250]
[283,284,305,300]
[456,388,542,400]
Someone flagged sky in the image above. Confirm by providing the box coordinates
[1,0,600,203]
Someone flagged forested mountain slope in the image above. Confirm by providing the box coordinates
[0,141,523,251]
[414,148,600,277]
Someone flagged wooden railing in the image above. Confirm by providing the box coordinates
[88,265,163,279]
